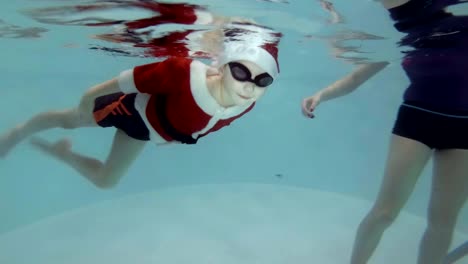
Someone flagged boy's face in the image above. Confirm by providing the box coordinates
[221,60,270,106]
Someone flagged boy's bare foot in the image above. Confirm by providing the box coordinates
[30,137,72,158]
[0,128,22,158]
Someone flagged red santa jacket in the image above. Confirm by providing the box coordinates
[118,57,255,144]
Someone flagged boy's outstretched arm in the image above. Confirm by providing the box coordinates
[302,61,389,118]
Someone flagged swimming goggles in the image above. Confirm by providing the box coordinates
[228,62,273,87]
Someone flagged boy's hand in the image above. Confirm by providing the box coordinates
[302,93,322,118]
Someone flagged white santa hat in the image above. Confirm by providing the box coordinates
[215,23,281,79]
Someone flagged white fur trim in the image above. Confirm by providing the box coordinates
[194,10,213,25]
[218,43,278,78]
[186,31,205,57]
[189,60,221,116]
[134,93,167,144]
[189,61,252,116]
[189,60,253,138]
[191,115,221,139]
[117,69,138,93]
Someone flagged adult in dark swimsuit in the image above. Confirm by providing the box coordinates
[302,0,468,263]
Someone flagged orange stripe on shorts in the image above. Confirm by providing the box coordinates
[93,94,133,123]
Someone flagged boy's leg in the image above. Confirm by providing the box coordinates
[0,78,119,159]
[0,107,95,158]
[30,129,146,189]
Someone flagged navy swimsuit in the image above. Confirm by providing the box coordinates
[389,0,468,149]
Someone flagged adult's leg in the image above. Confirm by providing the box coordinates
[419,149,468,264]
[351,135,432,264]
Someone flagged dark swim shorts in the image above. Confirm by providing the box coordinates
[392,102,468,149]
[93,92,150,141]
